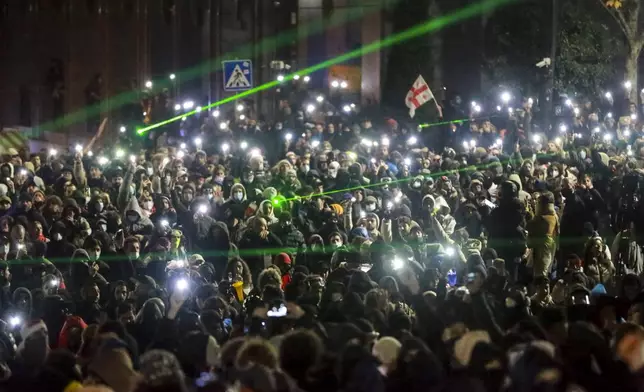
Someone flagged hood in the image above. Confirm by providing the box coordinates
[123,197,143,222]
[508,173,523,192]
[58,315,87,351]
[257,200,275,219]
[155,195,172,212]
[0,162,13,179]
[71,248,90,262]
[230,183,247,201]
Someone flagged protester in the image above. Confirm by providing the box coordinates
[2,85,644,392]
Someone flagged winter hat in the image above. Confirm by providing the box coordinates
[396,204,412,219]
[139,349,186,388]
[453,330,491,367]
[364,195,378,205]
[329,204,344,216]
[262,187,278,201]
[178,331,220,371]
[372,337,401,367]
[350,226,370,240]
[275,252,292,266]
[18,320,49,367]
[188,254,205,267]
[361,212,380,229]
[88,343,140,392]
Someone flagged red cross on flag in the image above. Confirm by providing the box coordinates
[405,75,442,118]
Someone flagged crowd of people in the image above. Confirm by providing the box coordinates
[2,85,644,392]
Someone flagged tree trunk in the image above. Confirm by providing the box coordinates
[625,42,642,104]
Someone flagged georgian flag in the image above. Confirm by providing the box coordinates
[405,75,442,118]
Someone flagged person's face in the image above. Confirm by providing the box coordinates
[33,222,42,237]
[0,201,10,212]
[330,235,343,248]
[115,285,128,302]
[537,282,550,297]
[584,176,593,188]
[119,310,135,325]
[64,183,76,196]
[112,176,123,188]
[279,164,288,175]
[88,245,101,260]
[262,203,273,216]
[328,124,335,133]
[32,156,40,167]
[84,284,100,303]
[235,261,244,278]
[11,226,25,242]
[126,241,140,256]
[182,189,194,202]
[90,167,101,179]
[365,217,377,231]
[472,183,482,193]
[33,193,44,204]
[256,222,267,233]
[482,121,491,131]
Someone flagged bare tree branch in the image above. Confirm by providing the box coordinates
[598,0,632,38]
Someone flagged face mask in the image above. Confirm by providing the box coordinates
[128,251,139,260]
[580,150,587,160]
[90,251,100,260]
[183,194,193,203]
[100,224,107,232]
[331,241,342,249]
[206,193,213,200]
[233,191,244,201]
[96,202,104,212]
[276,123,283,130]
[143,201,153,210]
[127,215,138,223]
[328,169,338,178]
[551,170,559,177]
[214,175,224,183]
[300,165,310,174]
[243,175,254,183]
[82,229,92,237]
[53,233,63,241]
[365,203,376,212]
[147,167,154,176]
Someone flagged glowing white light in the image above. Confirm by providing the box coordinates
[496,106,502,111]
[625,80,632,90]
[392,258,404,270]
[169,74,176,80]
[605,91,612,99]
[361,138,371,146]
[87,151,93,157]
[471,101,477,107]
[293,74,300,80]
[176,278,189,291]
[593,127,600,133]
[277,74,285,82]
[180,143,186,149]
[574,107,580,116]
[98,156,109,165]
[382,137,390,146]
[603,133,612,141]
[607,112,613,118]
[219,122,228,130]
[177,150,185,159]
[115,149,125,159]
[75,144,83,153]
[236,104,244,112]
[500,91,511,103]
[182,100,195,110]
[495,138,502,146]
[145,80,153,89]
[306,104,316,113]
[565,99,573,107]
[316,95,324,103]
[555,137,562,145]
[445,247,455,257]
[528,97,534,105]
[343,105,351,113]
[331,80,340,88]
[303,76,311,83]
[632,113,638,120]
[470,139,476,147]
[174,104,181,111]
[312,140,320,148]
[532,135,541,143]
[350,103,356,108]
[285,133,293,141]
[559,124,567,133]
[9,316,21,327]
[474,105,482,113]
[371,158,376,164]
[250,148,261,157]
[240,141,248,150]
[239,114,246,120]
[624,129,632,137]
[407,136,418,145]
[195,106,202,113]
[340,81,348,89]
[508,107,514,114]
[194,137,202,146]
[221,143,230,153]
[129,154,136,163]
[50,278,59,287]
[372,141,379,147]
[463,141,470,149]
[198,205,208,214]
[404,158,411,166]
[119,126,127,133]
[161,219,169,227]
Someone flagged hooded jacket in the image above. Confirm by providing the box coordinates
[122,197,154,236]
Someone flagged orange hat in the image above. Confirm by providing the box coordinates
[330,204,344,216]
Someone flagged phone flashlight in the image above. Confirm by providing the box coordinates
[9,316,21,328]
[198,205,208,214]
[392,258,404,270]
[175,278,189,291]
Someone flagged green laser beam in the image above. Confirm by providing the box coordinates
[34,4,392,134]
[138,0,516,135]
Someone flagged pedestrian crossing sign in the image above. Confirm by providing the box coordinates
[223,60,253,92]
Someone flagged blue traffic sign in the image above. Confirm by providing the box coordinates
[223,60,253,92]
